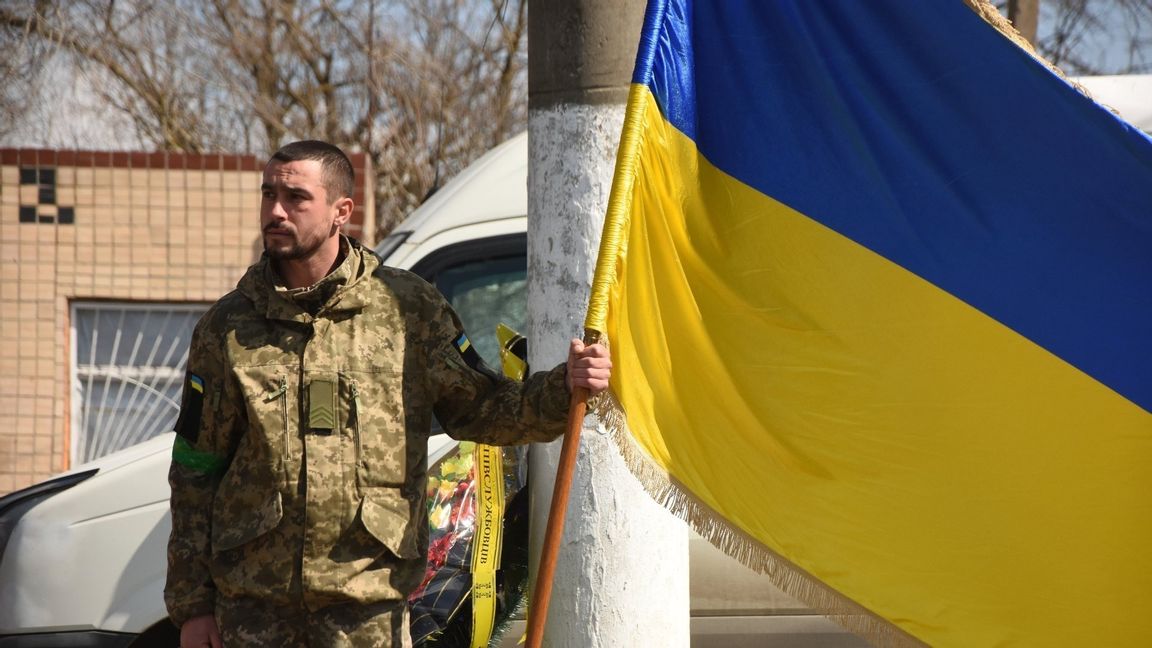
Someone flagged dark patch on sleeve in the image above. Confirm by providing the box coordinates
[173,372,205,443]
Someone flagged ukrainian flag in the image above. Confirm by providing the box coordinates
[586,1,1152,645]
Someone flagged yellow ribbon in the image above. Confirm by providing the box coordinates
[469,443,505,647]
[469,323,527,647]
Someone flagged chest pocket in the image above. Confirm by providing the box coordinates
[233,366,294,475]
[341,368,408,488]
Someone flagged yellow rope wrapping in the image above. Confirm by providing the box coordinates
[583,82,652,335]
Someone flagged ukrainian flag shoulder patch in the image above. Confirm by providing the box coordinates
[452,331,498,381]
[455,334,472,354]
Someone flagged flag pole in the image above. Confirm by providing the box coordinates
[524,9,658,642]
[524,85,647,643]
[524,383,589,648]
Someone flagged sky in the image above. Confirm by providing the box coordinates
[3,56,143,150]
[1036,0,1152,72]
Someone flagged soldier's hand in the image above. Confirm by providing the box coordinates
[180,614,222,648]
[566,339,612,394]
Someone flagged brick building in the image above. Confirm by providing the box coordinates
[0,148,375,493]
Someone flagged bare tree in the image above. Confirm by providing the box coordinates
[0,0,528,233]
[0,2,222,151]
[5,0,1145,229]
[998,0,1152,73]
[1008,0,1041,42]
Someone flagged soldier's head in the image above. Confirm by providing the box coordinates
[260,141,355,263]
[268,140,355,204]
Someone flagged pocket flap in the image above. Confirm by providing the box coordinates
[212,489,283,552]
[359,490,420,560]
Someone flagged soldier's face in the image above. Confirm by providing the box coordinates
[260,159,350,261]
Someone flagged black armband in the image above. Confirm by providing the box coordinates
[173,373,205,443]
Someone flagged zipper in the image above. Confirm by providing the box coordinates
[265,377,288,463]
[349,380,362,466]
[265,376,288,402]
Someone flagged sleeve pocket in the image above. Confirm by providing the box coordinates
[212,489,284,552]
[358,490,420,560]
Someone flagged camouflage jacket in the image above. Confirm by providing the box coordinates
[164,239,570,625]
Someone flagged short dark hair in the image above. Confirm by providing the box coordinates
[269,140,355,204]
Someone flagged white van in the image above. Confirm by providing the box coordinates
[0,132,867,648]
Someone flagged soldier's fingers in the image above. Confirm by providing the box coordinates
[569,362,611,382]
[577,343,602,359]
[570,372,610,393]
[573,351,612,369]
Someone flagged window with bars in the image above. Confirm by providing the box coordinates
[71,303,207,463]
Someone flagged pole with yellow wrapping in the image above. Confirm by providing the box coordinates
[523,79,650,648]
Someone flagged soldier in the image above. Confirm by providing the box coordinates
[165,140,612,648]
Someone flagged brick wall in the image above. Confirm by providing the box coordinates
[0,148,376,493]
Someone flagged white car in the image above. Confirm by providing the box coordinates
[0,132,870,648]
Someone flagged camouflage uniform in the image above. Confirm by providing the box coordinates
[216,596,411,648]
[164,238,569,645]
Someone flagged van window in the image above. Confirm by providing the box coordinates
[409,234,528,369]
[436,256,526,367]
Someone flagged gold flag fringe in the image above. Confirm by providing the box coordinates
[590,389,928,648]
[963,0,1039,57]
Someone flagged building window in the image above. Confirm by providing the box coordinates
[71,303,208,464]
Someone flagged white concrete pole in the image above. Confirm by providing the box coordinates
[526,2,691,646]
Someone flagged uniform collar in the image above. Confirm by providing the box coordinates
[239,237,378,323]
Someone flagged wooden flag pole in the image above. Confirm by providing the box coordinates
[525,385,589,648]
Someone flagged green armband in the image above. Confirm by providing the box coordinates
[172,436,226,475]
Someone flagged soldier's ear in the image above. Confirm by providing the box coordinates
[332,196,353,227]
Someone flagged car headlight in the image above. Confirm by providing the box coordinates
[0,469,99,559]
